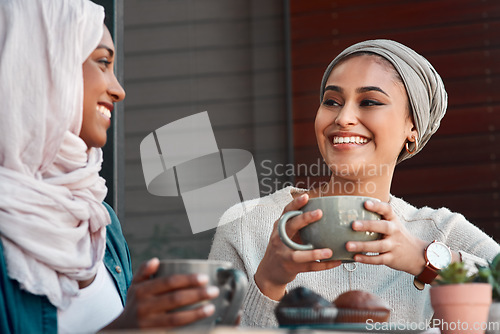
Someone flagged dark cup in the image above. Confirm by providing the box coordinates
[155,259,248,327]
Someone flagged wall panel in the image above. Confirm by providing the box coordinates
[123,0,288,267]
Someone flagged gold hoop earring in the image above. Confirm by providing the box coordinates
[405,137,418,154]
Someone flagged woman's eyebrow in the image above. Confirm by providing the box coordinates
[356,86,389,97]
[95,44,114,58]
[324,85,343,93]
[324,85,389,97]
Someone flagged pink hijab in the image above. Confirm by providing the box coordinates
[0,0,110,309]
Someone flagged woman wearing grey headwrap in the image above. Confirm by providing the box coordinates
[209,39,500,326]
[319,39,448,164]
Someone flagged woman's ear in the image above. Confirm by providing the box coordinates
[408,131,418,142]
[407,122,418,142]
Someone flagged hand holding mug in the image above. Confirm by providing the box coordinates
[346,200,429,275]
[255,194,341,301]
[152,259,248,327]
[105,258,220,329]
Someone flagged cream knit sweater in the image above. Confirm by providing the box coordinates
[208,186,500,327]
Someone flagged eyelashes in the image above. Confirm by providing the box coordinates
[322,99,384,107]
[98,59,112,67]
[360,100,384,107]
[323,99,340,107]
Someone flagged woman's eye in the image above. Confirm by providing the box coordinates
[360,99,383,107]
[98,58,112,68]
[323,99,340,107]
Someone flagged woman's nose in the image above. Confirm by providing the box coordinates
[335,103,357,127]
[108,74,126,102]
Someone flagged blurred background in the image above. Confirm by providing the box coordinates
[97,0,500,268]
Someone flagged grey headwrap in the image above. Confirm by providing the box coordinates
[320,39,448,164]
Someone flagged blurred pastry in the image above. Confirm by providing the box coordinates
[275,286,337,326]
[334,290,390,323]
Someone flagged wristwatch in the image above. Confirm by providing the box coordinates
[413,240,452,290]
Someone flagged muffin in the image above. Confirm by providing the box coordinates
[333,290,390,323]
[275,287,338,326]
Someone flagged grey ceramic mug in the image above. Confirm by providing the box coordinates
[278,196,381,262]
[154,259,248,327]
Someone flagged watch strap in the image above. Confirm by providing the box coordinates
[417,264,439,283]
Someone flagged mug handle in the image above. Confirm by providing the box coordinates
[278,210,314,251]
[218,268,248,325]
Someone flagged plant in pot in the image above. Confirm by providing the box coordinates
[430,261,492,334]
[475,253,500,334]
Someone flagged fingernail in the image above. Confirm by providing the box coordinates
[347,242,356,251]
[321,249,331,257]
[203,304,216,316]
[196,274,209,284]
[148,257,159,266]
[352,221,362,229]
[207,286,220,298]
[313,209,321,217]
[365,200,374,206]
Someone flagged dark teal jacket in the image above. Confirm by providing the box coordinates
[0,202,133,334]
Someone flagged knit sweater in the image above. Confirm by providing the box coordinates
[208,186,500,328]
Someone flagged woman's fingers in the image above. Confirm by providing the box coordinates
[275,193,323,245]
[284,209,322,238]
[148,273,211,295]
[132,257,160,284]
[364,200,396,220]
[306,259,342,272]
[346,238,393,254]
[138,285,220,315]
[282,193,309,213]
[354,252,393,265]
[291,248,333,263]
[351,219,396,236]
[131,272,213,299]
[142,304,216,329]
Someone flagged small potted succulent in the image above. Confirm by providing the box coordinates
[475,253,500,333]
[430,261,492,334]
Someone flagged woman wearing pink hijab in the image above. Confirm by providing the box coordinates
[0,0,218,332]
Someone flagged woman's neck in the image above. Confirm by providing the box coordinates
[309,172,394,202]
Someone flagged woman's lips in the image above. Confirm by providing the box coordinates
[97,105,111,119]
[333,135,368,144]
[331,135,369,145]
[97,102,113,120]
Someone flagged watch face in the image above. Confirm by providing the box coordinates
[427,242,452,269]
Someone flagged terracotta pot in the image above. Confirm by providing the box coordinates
[430,283,492,334]
[486,302,500,334]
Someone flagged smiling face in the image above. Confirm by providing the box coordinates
[315,54,417,181]
[80,26,125,149]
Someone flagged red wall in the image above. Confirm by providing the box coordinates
[290,0,500,241]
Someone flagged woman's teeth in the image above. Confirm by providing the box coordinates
[333,136,368,144]
[97,105,111,119]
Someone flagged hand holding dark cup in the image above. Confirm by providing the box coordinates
[105,258,220,329]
